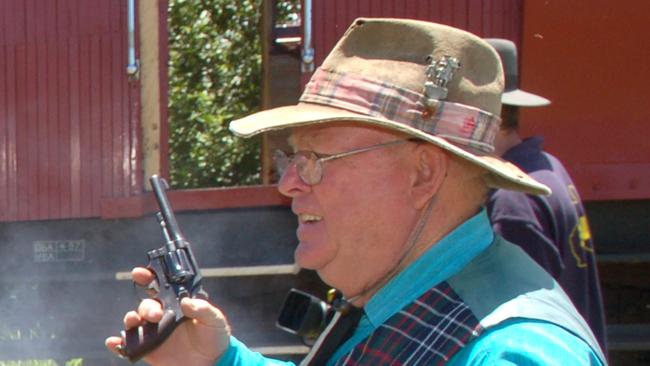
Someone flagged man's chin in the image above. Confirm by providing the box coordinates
[294,242,330,271]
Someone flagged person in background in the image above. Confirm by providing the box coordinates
[105,20,607,365]
[486,38,607,351]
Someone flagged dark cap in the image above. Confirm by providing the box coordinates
[486,38,551,107]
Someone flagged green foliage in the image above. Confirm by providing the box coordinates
[275,0,300,25]
[168,0,263,188]
[167,0,301,188]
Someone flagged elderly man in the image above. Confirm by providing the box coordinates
[106,18,607,365]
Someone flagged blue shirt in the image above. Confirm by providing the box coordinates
[217,210,604,365]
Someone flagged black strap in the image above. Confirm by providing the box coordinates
[301,306,363,366]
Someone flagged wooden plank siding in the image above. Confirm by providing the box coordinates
[521,0,650,201]
[0,0,141,222]
[303,0,523,85]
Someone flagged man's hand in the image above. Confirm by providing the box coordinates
[105,267,231,366]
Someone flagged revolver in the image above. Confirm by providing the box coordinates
[118,174,206,362]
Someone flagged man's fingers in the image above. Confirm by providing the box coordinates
[137,298,164,322]
[105,336,126,356]
[113,298,164,359]
[180,298,229,329]
[131,267,155,286]
[123,310,142,330]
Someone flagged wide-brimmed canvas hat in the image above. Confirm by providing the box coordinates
[230,18,550,195]
[485,38,551,107]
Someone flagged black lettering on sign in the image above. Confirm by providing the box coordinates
[33,240,86,262]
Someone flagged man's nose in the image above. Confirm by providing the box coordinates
[277,163,311,197]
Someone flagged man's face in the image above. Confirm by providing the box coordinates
[277,123,419,297]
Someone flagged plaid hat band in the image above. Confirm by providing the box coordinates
[300,68,501,154]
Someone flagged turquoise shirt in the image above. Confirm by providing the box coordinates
[217,210,604,365]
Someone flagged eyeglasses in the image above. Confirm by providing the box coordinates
[273,139,414,185]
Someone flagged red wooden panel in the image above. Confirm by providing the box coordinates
[69,36,82,217]
[8,44,21,220]
[89,33,102,216]
[58,36,72,218]
[436,0,454,26]
[521,0,650,200]
[6,46,17,219]
[307,0,523,69]
[452,1,469,30]
[416,0,431,19]
[101,186,291,219]
[20,42,33,221]
[321,1,336,58]
[79,36,93,218]
[0,1,6,46]
[37,39,48,219]
[466,0,483,36]
[101,35,113,202]
[112,32,125,199]
[0,45,6,221]
[357,0,370,18]
[0,0,141,221]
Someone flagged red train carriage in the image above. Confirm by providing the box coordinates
[0,0,647,364]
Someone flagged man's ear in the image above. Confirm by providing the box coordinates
[410,145,448,209]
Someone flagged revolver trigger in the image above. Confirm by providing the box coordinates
[133,279,160,299]
[146,280,160,293]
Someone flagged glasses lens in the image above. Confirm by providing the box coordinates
[273,150,291,178]
[295,152,322,185]
[273,150,323,185]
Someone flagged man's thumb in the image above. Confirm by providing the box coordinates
[180,297,229,329]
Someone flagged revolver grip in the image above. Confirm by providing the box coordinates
[121,309,185,362]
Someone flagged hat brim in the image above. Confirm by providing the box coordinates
[502,89,551,107]
[230,103,551,196]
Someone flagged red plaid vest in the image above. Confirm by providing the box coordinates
[333,281,483,365]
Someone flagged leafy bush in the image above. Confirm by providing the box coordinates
[168,0,263,188]
[167,0,300,188]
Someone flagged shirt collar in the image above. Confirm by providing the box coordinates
[503,136,544,165]
[364,208,494,327]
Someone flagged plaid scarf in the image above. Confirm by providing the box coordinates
[333,281,483,365]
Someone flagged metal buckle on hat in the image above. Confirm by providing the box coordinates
[424,55,461,110]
